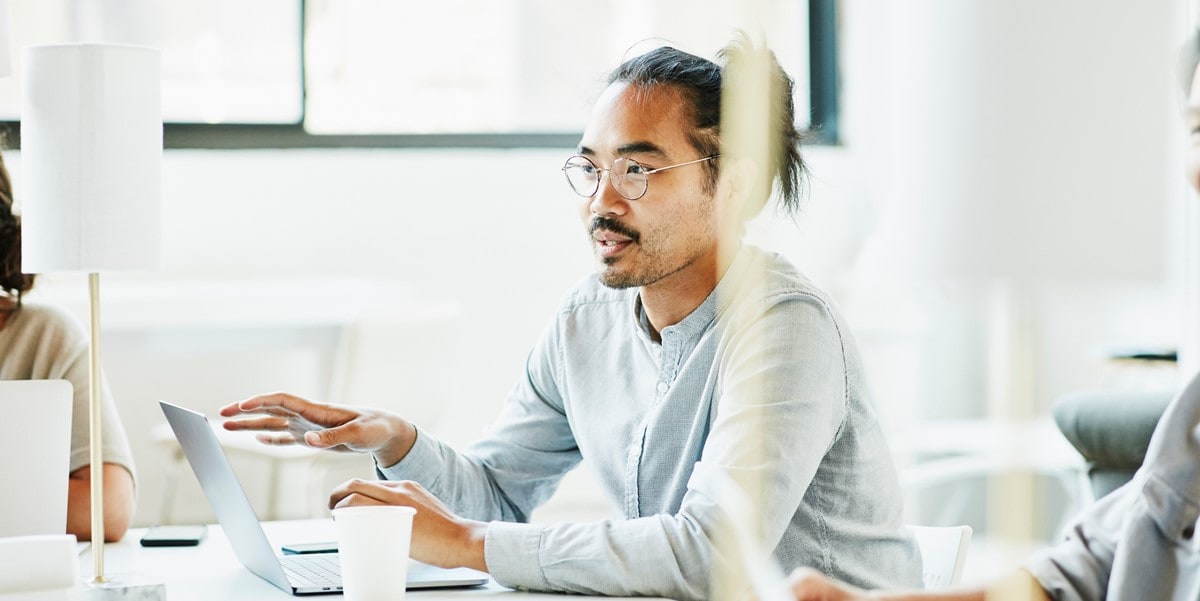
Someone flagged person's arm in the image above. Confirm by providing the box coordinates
[313,306,586,571]
[328,478,490,571]
[220,300,583,527]
[476,295,864,600]
[372,311,584,524]
[321,334,589,568]
[784,567,1049,601]
[218,392,419,467]
[66,463,135,542]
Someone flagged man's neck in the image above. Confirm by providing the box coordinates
[640,243,740,341]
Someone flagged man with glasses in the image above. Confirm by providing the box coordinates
[220,35,921,600]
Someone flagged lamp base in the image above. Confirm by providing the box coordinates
[78,575,165,601]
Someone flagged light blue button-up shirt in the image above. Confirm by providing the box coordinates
[379,245,921,599]
[1026,370,1200,600]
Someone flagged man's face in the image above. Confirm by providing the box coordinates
[576,82,720,290]
[1188,63,1200,195]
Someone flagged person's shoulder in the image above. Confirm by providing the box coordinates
[16,302,81,325]
[742,245,837,307]
[8,303,86,339]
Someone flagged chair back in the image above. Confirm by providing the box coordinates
[909,524,972,589]
[1052,390,1171,499]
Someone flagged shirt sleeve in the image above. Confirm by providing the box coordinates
[377,311,583,523]
[481,293,852,601]
[36,306,138,485]
[1024,479,1134,601]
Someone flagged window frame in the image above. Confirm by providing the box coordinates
[0,0,838,150]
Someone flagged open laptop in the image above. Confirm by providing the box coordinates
[0,380,72,538]
[159,401,489,595]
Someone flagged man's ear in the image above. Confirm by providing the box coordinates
[714,156,760,219]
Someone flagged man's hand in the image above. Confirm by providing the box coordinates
[783,568,1019,601]
[218,392,417,467]
[329,478,489,573]
[784,568,869,601]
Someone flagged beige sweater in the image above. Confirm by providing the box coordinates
[0,303,135,481]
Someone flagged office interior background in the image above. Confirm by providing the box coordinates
[2,0,1196,586]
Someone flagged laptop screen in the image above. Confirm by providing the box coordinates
[0,380,72,538]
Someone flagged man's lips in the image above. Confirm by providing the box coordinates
[593,230,632,244]
[594,233,632,257]
[588,217,639,259]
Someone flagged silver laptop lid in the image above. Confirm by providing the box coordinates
[159,401,489,595]
[159,401,294,593]
[0,380,72,538]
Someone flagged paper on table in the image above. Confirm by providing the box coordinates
[0,535,79,594]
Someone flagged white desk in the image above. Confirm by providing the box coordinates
[87,520,645,600]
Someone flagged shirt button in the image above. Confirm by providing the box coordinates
[656,382,668,394]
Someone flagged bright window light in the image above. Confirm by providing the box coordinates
[302,0,811,135]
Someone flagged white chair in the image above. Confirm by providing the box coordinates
[909,524,972,590]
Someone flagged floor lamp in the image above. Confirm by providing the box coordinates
[20,43,164,600]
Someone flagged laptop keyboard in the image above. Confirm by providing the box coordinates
[281,554,342,589]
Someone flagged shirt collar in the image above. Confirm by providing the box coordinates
[631,243,754,342]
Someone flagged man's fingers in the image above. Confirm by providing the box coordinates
[218,392,308,416]
[221,416,292,432]
[330,479,389,509]
[330,492,390,510]
[302,422,362,449]
[217,393,278,416]
[254,433,300,446]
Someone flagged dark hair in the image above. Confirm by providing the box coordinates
[0,145,35,307]
[607,32,808,219]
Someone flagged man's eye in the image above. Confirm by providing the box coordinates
[624,162,647,175]
[576,164,598,175]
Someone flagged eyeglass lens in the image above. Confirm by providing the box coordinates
[562,156,649,201]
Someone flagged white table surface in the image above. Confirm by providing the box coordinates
[85,519,647,600]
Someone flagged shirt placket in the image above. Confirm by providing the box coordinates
[622,328,681,518]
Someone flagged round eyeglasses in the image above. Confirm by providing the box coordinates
[561,154,719,201]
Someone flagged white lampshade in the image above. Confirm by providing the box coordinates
[20,43,161,273]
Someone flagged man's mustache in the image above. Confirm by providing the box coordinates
[589,216,641,244]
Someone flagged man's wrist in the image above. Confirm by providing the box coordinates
[373,418,418,468]
[457,520,489,573]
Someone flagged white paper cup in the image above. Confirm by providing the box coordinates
[333,505,417,601]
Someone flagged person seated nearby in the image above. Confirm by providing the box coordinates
[784,29,1200,601]
[0,149,136,542]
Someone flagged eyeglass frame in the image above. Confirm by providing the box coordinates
[560,154,720,201]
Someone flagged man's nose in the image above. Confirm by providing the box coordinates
[589,171,628,216]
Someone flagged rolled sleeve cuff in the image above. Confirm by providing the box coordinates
[484,521,549,591]
[1022,548,1098,601]
[1023,555,1067,599]
[374,425,445,489]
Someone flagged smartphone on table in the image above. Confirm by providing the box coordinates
[139,524,208,547]
[280,541,338,555]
